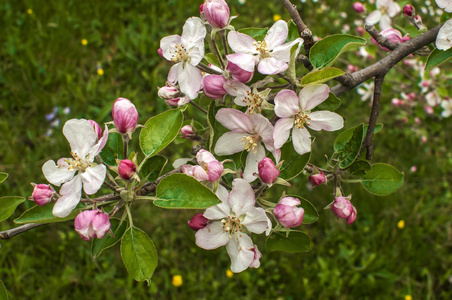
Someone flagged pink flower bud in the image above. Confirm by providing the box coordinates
[164,98,181,107]
[227,61,254,83]
[403,4,414,17]
[258,157,280,184]
[207,160,223,182]
[274,197,304,228]
[157,48,164,58]
[407,92,416,102]
[181,125,195,140]
[424,105,434,114]
[353,2,365,13]
[331,196,353,219]
[118,159,137,180]
[88,120,102,140]
[357,26,365,36]
[410,165,417,172]
[414,15,423,28]
[414,117,421,124]
[203,75,227,100]
[158,86,180,99]
[421,135,427,143]
[199,3,204,13]
[74,210,111,241]
[347,64,358,73]
[32,184,53,206]
[203,0,230,29]
[309,172,326,187]
[112,98,139,134]
[392,98,404,106]
[188,213,208,231]
[346,206,357,225]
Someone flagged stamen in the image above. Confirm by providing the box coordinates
[294,111,311,129]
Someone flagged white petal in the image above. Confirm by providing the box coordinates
[257,57,288,75]
[308,111,344,131]
[387,1,401,17]
[274,89,300,118]
[195,221,230,249]
[228,178,255,216]
[226,234,255,273]
[436,19,452,51]
[379,15,392,30]
[88,123,109,160]
[215,185,229,202]
[215,132,248,156]
[365,10,382,25]
[81,164,106,195]
[227,31,258,54]
[204,202,230,220]
[243,143,265,182]
[215,108,253,132]
[188,41,205,66]
[178,64,203,99]
[436,0,452,12]
[242,207,270,234]
[63,119,98,159]
[223,80,249,97]
[273,118,294,149]
[264,20,288,50]
[250,114,275,150]
[292,127,312,155]
[160,35,182,62]
[42,159,76,186]
[181,17,206,47]
[53,175,83,218]
[299,84,330,111]
[226,53,258,72]
[271,38,303,62]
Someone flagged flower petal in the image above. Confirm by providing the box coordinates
[226,234,255,273]
[274,89,300,118]
[204,201,230,220]
[242,207,270,234]
[223,80,249,98]
[226,53,258,72]
[177,63,202,100]
[228,178,255,216]
[63,119,98,159]
[273,117,294,149]
[257,57,288,75]
[308,111,344,131]
[299,84,330,111]
[181,17,206,47]
[215,132,248,156]
[292,127,312,155]
[81,164,106,195]
[227,31,257,54]
[264,20,288,50]
[215,108,253,132]
[53,175,83,218]
[195,221,230,249]
[42,159,76,186]
[243,143,266,182]
[365,10,381,25]
[436,19,452,51]
[160,35,182,62]
[88,123,109,160]
[271,38,303,62]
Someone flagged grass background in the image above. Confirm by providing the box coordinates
[1,0,451,299]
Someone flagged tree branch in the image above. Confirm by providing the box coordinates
[0,223,45,240]
[281,0,315,54]
[365,24,398,51]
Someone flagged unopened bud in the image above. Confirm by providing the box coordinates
[403,4,414,17]
[227,61,254,83]
[118,159,137,180]
[203,75,227,100]
[346,206,357,225]
[158,86,180,99]
[258,157,280,184]
[274,197,304,228]
[32,184,53,206]
[112,98,139,134]
[181,125,195,140]
[203,0,230,29]
[353,2,365,13]
[74,210,111,241]
[188,213,208,231]
[331,196,353,219]
[309,172,326,187]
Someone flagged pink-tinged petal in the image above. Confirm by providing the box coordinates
[308,111,344,131]
[63,119,98,158]
[387,1,401,17]
[88,123,109,160]
[181,17,206,47]
[204,201,230,220]
[265,20,288,49]
[207,161,223,182]
[74,210,98,240]
[215,132,248,156]
[42,160,76,186]
[226,53,258,72]
[192,165,210,181]
[92,213,111,239]
[223,80,249,98]
[196,149,217,165]
[242,207,270,234]
[299,84,330,111]
[226,234,254,273]
[273,118,294,149]
[195,221,230,249]
[53,175,83,218]
[215,185,229,203]
[243,143,266,182]
[178,63,202,100]
[167,64,178,85]
[274,89,300,118]
[81,164,106,195]
[271,148,281,164]
[250,113,274,144]
[292,127,312,155]
[365,10,381,25]
[188,41,205,66]
[215,108,253,132]
[249,245,262,268]
[228,178,255,216]
[160,35,182,62]
[257,57,288,75]
[271,38,303,62]
[227,31,258,54]
[379,15,392,30]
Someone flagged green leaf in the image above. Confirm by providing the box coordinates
[337,124,364,169]
[14,203,82,224]
[360,163,404,196]
[266,231,312,253]
[0,279,8,300]
[139,155,167,183]
[348,160,372,176]
[287,195,319,224]
[278,142,311,181]
[0,196,26,222]
[238,27,268,41]
[204,53,221,69]
[300,67,345,86]
[100,132,123,166]
[440,12,452,23]
[0,173,8,184]
[334,123,383,152]
[154,174,221,209]
[92,218,128,258]
[316,93,341,111]
[139,109,183,157]
[206,102,227,153]
[425,47,452,71]
[286,20,299,42]
[120,226,158,284]
[310,34,366,69]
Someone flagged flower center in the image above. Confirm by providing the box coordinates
[243,91,263,114]
[241,134,260,152]
[65,152,93,172]
[254,40,270,58]
[171,44,189,63]
[294,111,311,129]
[221,215,244,239]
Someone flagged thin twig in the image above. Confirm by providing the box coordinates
[189,101,208,114]
[365,24,398,51]
[220,30,229,56]
[197,62,222,75]
[211,36,226,69]
[0,223,45,240]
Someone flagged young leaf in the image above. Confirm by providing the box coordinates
[300,67,345,86]
[100,132,123,166]
[204,53,221,69]
[309,34,366,69]
[154,174,221,209]
[334,123,383,152]
[425,47,452,71]
[316,93,341,111]
[348,160,372,176]
[0,173,8,184]
[360,163,404,196]
[286,20,299,42]
[266,231,312,253]
[286,195,319,224]
[337,124,364,169]
[139,108,183,157]
[0,196,26,222]
[278,142,311,181]
[0,279,8,300]
[120,226,158,285]
[92,218,128,258]
[139,155,167,183]
[14,203,82,224]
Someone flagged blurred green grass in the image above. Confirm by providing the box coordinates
[1,0,452,299]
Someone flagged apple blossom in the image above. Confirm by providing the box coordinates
[160,17,206,99]
[372,28,410,51]
[182,149,223,182]
[226,20,303,75]
[32,184,54,206]
[273,85,344,156]
[202,0,230,29]
[223,80,273,114]
[195,179,271,273]
[42,119,109,218]
[309,172,326,187]
[353,2,365,13]
[89,120,103,140]
[435,0,452,12]
[112,98,139,135]
[365,0,401,30]
[203,74,228,99]
[188,213,209,231]
[181,125,196,140]
[74,210,111,241]
[436,19,452,51]
[258,157,280,184]
[273,197,304,228]
[403,4,414,17]
[118,159,137,181]
[346,206,357,225]
[331,196,354,219]
[214,108,280,181]
[441,98,452,117]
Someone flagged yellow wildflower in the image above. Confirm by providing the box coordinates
[172,275,183,287]
[97,68,104,76]
[81,39,88,46]
[226,270,234,278]
[273,14,281,22]
[405,295,412,300]
[27,9,33,15]
[397,220,405,229]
